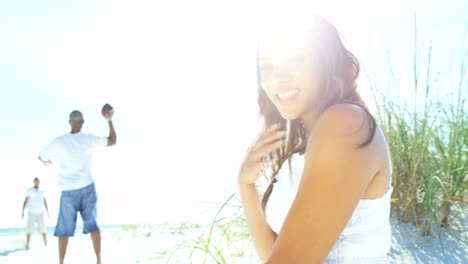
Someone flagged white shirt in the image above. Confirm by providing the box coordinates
[265,154,392,263]
[25,187,45,214]
[39,132,107,191]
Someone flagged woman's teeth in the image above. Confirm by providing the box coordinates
[277,89,299,101]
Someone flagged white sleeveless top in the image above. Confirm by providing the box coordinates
[265,154,392,263]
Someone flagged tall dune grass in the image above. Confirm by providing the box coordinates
[373,10,467,235]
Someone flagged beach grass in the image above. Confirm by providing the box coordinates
[152,193,255,263]
[371,8,467,235]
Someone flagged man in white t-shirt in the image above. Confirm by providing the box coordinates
[22,177,49,249]
[38,110,116,264]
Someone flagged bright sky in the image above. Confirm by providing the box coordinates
[0,0,466,227]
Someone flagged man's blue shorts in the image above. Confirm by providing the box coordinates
[54,183,99,237]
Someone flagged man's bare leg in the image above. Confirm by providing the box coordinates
[91,231,101,264]
[58,237,68,264]
[25,234,31,249]
[42,233,47,246]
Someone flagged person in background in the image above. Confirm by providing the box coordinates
[38,109,116,264]
[22,177,49,249]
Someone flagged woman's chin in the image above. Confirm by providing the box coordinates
[278,110,299,121]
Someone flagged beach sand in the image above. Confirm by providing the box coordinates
[1,218,466,264]
[0,225,185,264]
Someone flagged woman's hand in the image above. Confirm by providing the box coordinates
[238,124,285,186]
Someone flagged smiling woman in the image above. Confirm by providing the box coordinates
[238,15,393,263]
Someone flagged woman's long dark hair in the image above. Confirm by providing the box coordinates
[258,16,377,211]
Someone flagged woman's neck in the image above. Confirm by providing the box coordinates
[300,110,320,134]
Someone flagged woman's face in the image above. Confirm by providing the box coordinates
[258,36,322,120]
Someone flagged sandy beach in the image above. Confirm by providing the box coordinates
[1,217,466,264]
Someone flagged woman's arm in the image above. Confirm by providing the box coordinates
[266,105,381,263]
[238,124,285,262]
[239,183,277,262]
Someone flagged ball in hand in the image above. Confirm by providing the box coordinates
[101,103,114,119]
